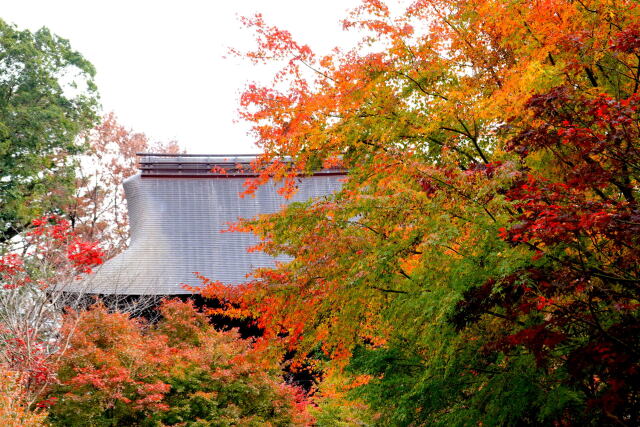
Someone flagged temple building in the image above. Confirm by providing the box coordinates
[81,153,344,295]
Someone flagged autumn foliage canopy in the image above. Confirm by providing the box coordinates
[3,0,640,425]
[196,0,640,424]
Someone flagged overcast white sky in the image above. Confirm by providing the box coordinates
[2,0,369,154]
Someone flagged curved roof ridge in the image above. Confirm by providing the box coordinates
[136,153,345,178]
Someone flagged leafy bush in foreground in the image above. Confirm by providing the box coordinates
[47,300,311,426]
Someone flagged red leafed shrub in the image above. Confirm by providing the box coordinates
[453,87,640,423]
[611,24,640,53]
[46,300,312,426]
[1,215,105,409]
[66,239,104,273]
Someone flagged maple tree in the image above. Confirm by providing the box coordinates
[46,299,312,426]
[0,215,104,416]
[199,0,640,424]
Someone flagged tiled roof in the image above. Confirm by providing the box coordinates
[79,154,344,295]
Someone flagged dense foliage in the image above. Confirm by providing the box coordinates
[0,367,48,426]
[0,18,99,244]
[46,300,311,426]
[197,0,640,425]
[4,2,640,425]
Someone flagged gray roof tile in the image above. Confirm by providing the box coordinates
[80,170,343,295]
